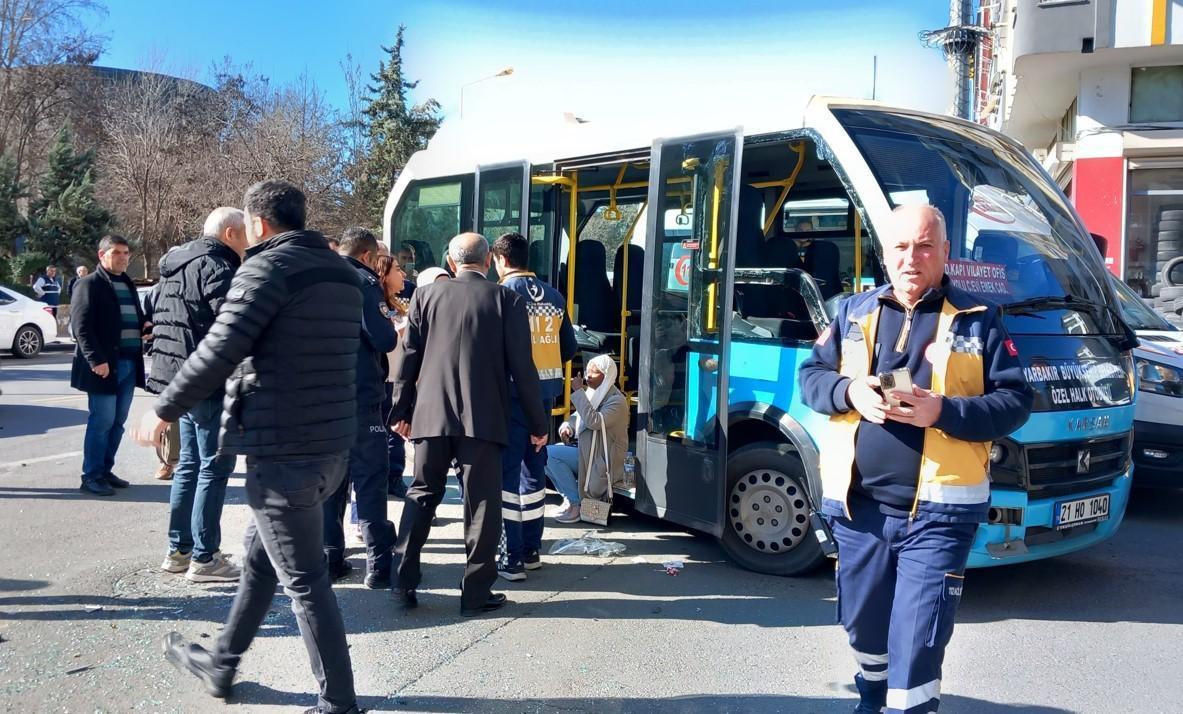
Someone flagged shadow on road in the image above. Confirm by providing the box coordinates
[0,404,88,436]
[356,693,1072,713]
[0,577,51,592]
[0,366,73,381]
[959,486,1183,627]
[0,483,174,502]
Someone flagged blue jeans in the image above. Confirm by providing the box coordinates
[544,444,581,506]
[168,395,235,562]
[82,359,136,483]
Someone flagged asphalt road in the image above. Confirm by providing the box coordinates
[1,347,1181,713]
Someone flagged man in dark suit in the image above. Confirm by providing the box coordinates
[70,235,149,496]
[390,232,548,617]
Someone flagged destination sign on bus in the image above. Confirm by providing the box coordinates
[946,259,1011,297]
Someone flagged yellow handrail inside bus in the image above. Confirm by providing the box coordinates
[706,158,728,333]
[760,142,806,237]
[533,175,574,187]
[561,171,579,417]
[617,200,647,390]
[603,165,627,221]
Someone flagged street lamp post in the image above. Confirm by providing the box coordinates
[459,67,513,119]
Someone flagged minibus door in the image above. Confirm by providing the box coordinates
[475,161,531,238]
[635,129,742,536]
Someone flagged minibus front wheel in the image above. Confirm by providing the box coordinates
[720,442,825,576]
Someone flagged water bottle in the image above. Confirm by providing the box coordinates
[623,450,636,489]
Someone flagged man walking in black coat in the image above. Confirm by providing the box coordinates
[149,207,247,583]
[324,227,398,587]
[390,232,548,617]
[70,234,148,496]
[150,180,364,714]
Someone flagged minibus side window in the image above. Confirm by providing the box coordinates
[391,179,464,273]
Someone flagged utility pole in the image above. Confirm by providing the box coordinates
[920,0,988,120]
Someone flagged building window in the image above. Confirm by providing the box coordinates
[1130,66,1183,123]
[1125,167,1183,296]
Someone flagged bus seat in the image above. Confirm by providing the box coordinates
[974,231,1018,269]
[734,185,766,269]
[573,240,617,332]
[614,243,644,328]
[804,240,842,300]
[734,185,792,319]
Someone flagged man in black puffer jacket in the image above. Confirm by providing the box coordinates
[152,180,364,714]
[149,207,246,585]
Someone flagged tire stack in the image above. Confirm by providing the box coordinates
[1150,207,1183,328]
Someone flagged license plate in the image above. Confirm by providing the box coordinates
[1054,494,1110,529]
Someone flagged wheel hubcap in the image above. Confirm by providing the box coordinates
[18,330,39,355]
[728,468,810,553]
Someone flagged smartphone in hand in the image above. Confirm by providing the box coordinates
[877,368,914,407]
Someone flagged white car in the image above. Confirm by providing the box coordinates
[0,285,58,359]
[1111,276,1183,487]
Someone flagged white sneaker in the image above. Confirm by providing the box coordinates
[549,500,581,524]
[160,550,191,574]
[185,552,242,583]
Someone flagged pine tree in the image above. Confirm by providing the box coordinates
[361,25,441,223]
[0,155,28,257]
[27,124,113,266]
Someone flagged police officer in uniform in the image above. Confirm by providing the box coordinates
[800,205,1032,714]
[325,227,398,587]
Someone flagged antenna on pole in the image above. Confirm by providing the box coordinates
[920,0,988,119]
[872,55,878,101]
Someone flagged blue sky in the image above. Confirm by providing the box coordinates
[97,1,953,128]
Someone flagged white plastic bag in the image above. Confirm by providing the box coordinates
[547,531,626,557]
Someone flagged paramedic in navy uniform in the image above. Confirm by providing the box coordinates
[799,204,1032,714]
[491,232,577,581]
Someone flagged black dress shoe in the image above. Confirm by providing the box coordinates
[103,473,130,488]
[161,631,234,698]
[364,569,391,590]
[396,587,417,608]
[328,560,353,582]
[79,480,115,497]
[461,592,507,617]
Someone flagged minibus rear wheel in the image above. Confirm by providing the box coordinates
[721,442,825,576]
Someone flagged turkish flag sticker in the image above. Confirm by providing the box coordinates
[1004,339,1019,357]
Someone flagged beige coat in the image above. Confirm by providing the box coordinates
[568,386,629,500]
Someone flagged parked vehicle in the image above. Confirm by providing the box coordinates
[0,285,58,358]
[1111,275,1183,487]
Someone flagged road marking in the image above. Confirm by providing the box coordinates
[31,395,86,404]
[0,450,83,469]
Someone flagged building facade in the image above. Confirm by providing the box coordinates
[977,0,1183,297]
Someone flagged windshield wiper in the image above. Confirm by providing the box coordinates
[1002,295,1104,317]
[1002,294,1135,347]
